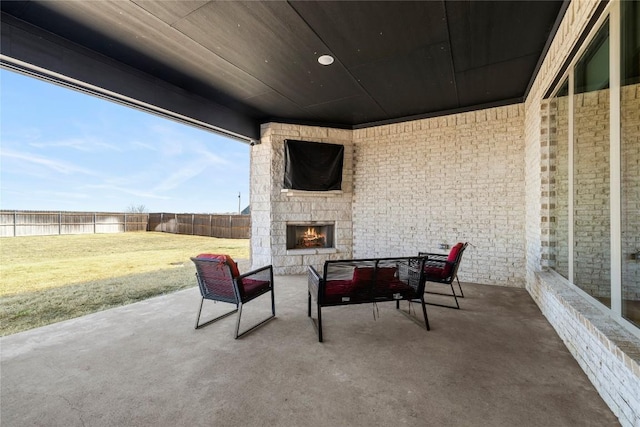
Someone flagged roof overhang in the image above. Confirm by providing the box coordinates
[0,1,568,142]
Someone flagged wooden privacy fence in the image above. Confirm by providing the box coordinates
[0,211,250,238]
[0,210,148,237]
[148,213,250,239]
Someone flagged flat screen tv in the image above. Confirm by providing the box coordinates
[284,139,344,191]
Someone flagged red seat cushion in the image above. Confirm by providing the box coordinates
[423,265,447,279]
[195,254,240,277]
[352,267,397,285]
[423,243,464,280]
[241,278,271,299]
[371,278,414,298]
[388,279,412,292]
[444,243,464,277]
[324,280,357,296]
[323,280,363,303]
[447,243,464,263]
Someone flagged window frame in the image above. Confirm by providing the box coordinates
[544,0,639,338]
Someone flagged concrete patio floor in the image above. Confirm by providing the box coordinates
[1,275,620,426]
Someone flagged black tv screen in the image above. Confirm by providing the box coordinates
[284,139,344,191]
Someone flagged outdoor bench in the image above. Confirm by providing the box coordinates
[308,256,428,342]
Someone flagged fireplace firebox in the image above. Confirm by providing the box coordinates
[286,223,335,250]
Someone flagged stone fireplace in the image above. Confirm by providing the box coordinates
[250,123,353,274]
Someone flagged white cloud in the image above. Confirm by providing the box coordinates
[151,159,211,192]
[3,126,42,142]
[1,149,99,176]
[28,137,121,152]
[82,184,170,200]
[193,145,228,165]
[129,140,157,151]
[46,191,91,200]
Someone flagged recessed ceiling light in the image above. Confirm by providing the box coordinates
[318,55,334,66]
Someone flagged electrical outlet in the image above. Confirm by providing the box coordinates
[438,243,449,250]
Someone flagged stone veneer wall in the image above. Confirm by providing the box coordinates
[250,123,353,274]
[351,106,526,287]
[530,271,639,426]
[525,1,639,426]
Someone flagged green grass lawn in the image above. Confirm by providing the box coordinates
[0,232,249,336]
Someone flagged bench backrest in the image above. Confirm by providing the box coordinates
[321,256,426,296]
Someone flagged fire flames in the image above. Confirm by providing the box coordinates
[299,226,326,248]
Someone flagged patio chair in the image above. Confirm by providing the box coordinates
[418,242,468,309]
[191,254,275,338]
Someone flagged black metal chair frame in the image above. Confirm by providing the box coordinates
[419,242,468,309]
[191,257,276,339]
[308,257,429,342]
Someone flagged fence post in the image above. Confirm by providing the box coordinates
[124,213,127,233]
[59,212,62,235]
[192,214,195,235]
[229,215,232,239]
[209,214,213,237]
[13,211,17,237]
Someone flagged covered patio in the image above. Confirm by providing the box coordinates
[0,274,619,426]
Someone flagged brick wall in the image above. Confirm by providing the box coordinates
[531,272,640,427]
[352,106,526,287]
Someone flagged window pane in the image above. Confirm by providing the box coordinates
[573,20,611,307]
[550,80,569,279]
[621,0,640,86]
[575,21,610,94]
[621,0,640,328]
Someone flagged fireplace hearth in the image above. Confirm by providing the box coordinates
[286,223,335,250]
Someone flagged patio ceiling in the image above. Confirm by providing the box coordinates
[0,1,566,141]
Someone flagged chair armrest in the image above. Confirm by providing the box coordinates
[418,252,451,270]
[418,252,448,262]
[308,266,322,300]
[233,265,274,301]
[236,265,273,289]
[396,258,424,292]
[237,264,273,281]
[423,259,450,268]
[308,265,321,282]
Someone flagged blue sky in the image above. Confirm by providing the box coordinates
[0,69,250,214]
